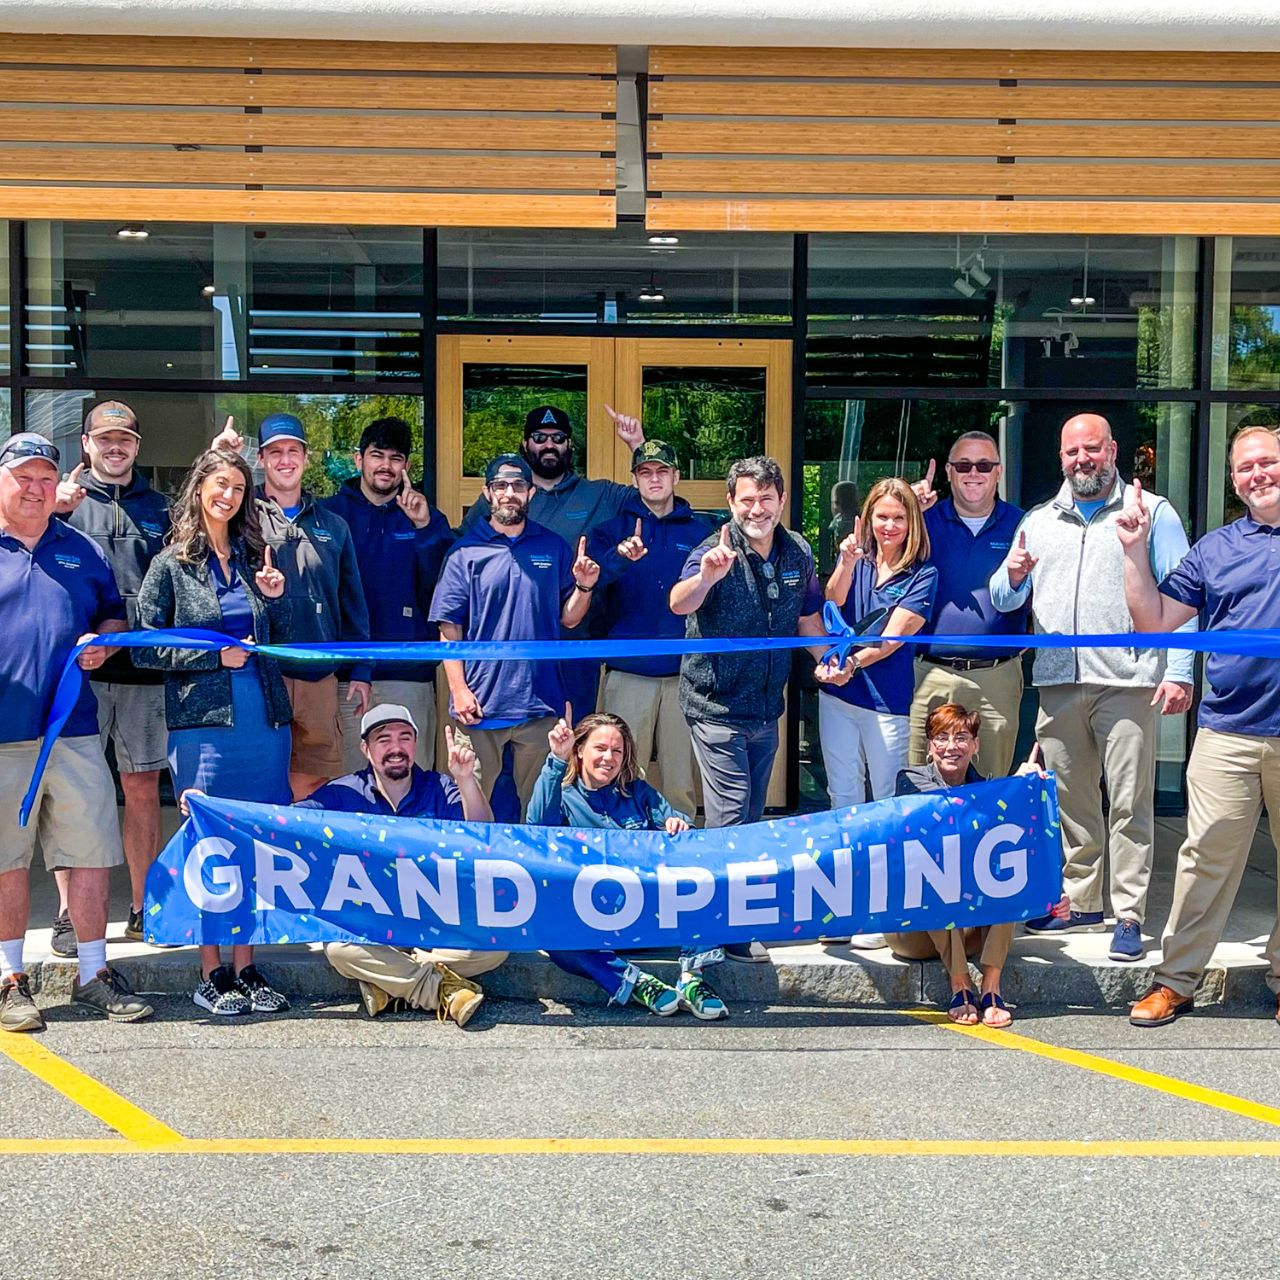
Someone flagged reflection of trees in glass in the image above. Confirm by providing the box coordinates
[641,372,765,481]
[1135,304,1196,390]
[243,393,424,497]
[1228,305,1280,391]
[461,367,587,477]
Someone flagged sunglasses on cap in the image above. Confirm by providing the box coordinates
[1,437,59,466]
[947,459,999,474]
[528,431,570,446]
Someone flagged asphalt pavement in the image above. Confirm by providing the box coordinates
[4,994,1280,1280]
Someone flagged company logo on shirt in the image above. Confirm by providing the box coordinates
[138,521,164,538]
[392,531,415,541]
[53,552,82,571]
[565,508,589,521]
[311,528,333,543]
[884,583,908,601]
[780,569,802,588]
[990,540,1012,551]
[676,542,694,552]
[529,555,555,570]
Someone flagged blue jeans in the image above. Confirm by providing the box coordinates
[547,948,722,1003]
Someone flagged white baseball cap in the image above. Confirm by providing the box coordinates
[359,703,419,739]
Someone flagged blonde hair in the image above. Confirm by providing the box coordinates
[855,477,930,573]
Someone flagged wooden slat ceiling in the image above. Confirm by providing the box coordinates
[0,36,617,226]
[646,45,1280,233]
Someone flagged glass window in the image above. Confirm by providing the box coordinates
[642,366,766,480]
[1211,236,1280,391]
[1208,401,1280,528]
[25,223,423,382]
[462,365,587,478]
[24,389,423,499]
[438,226,792,325]
[808,234,1197,392]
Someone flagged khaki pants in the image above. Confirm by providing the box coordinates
[601,670,697,819]
[1036,683,1156,923]
[466,716,558,818]
[324,943,508,1011]
[909,657,1024,778]
[338,679,437,774]
[886,925,1014,985]
[1155,727,1280,998]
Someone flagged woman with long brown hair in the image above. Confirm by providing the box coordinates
[135,447,293,1017]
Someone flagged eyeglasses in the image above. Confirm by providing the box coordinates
[947,459,998,474]
[0,437,59,465]
[528,431,570,446]
[489,479,530,494]
[759,560,779,600]
[930,733,976,748]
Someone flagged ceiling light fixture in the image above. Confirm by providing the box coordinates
[116,225,149,240]
[952,273,977,299]
[968,262,992,288]
[201,284,217,297]
[638,281,666,303]
[647,235,679,245]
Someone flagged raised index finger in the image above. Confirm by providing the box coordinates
[634,517,643,538]
[719,523,730,547]
[69,462,85,483]
[262,544,274,569]
[924,458,936,487]
[564,701,573,727]
[1132,477,1144,506]
[853,515,863,543]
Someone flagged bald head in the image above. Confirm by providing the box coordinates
[1060,413,1118,500]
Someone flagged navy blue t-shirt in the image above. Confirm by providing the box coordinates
[1159,513,1280,737]
[430,518,574,727]
[0,519,126,742]
[822,557,938,716]
[296,764,463,819]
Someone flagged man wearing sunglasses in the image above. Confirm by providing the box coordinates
[908,431,1028,779]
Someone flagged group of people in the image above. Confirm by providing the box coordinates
[0,395,1277,1036]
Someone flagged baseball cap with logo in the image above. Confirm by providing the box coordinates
[631,440,677,471]
[258,413,307,448]
[84,401,141,440]
[523,405,572,437]
[360,703,420,740]
[484,452,534,485]
[0,433,60,472]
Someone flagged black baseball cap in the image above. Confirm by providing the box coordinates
[523,405,572,437]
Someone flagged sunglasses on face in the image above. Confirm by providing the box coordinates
[948,459,998,474]
[528,431,570,446]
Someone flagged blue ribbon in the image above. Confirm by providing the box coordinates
[20,616,1280,826]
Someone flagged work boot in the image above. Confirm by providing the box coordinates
[72,967,153,1022]
[434,963,483,1027]
[0,973,44,1033]
[125,908,144,942]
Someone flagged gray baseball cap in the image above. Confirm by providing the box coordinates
[360,703,419,739]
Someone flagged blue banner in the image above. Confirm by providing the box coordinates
[144,774,1063,949]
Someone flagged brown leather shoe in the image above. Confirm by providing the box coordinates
[1130,983,1192,1028]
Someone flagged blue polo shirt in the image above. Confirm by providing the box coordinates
[1158,514,1280,737]
[295,764,462,818]
[0,519,126,743]
[923,498,1027,658]
[822,557,938,716]
[430,518,573,727]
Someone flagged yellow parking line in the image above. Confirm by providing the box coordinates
[0,1035,184,1147]
[902,1009,1280,1130]
[1,1137,1280,1157]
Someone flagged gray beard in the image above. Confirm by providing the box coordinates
[1068,465,1113,499]
[492,504,527,526]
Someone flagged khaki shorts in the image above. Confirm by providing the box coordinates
[96,681,168,774]
[0,736,125,874]
[283,674,343,777]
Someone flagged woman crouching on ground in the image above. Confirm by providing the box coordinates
[886,702,1067,1028]
[528,709,729,1021]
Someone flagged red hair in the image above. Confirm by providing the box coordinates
[924,703,981,740]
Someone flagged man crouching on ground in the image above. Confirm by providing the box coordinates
[297,703,507,1025]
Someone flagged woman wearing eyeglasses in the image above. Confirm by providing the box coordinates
[820,477,937,808]
[886,702,1068,1027]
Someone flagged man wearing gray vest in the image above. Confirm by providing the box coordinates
[989,414,1195,962]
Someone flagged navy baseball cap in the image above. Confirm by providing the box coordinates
[523,405,572,437]
[258,413,307,448]
[0,433,60,471]
[484,453,534,485]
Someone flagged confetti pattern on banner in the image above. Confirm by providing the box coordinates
[144,775,1064,951]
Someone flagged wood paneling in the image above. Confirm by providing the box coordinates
[647,197,1280,235]
[651,158,1280,197]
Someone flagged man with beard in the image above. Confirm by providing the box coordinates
[431,453,600,816]
[1120,427,1280,1027]
[990,413,1195,962]
[464,404,644,717]
[52,401,170,948]
[322,417,454,773]
[300,704,504,1025]
[215,412,372,801]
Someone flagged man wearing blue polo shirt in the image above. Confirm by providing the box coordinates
[1123,425,1280,1026]
[431,453,600,817]
[0,433,152,1032]
[588,439,713,819]
[910,431,1027,778]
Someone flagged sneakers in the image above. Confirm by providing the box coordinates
[193,965,250,1016]
[50,910,77,959]
[358,981,407,1019]
[724,942,771,964]
[846,933,887,950]
[677,973,729,1021]
[630,972,679,1016]
[233,965,290,1013]
[1109,919,1144,961]
[0,973,45,1033]
[124,908,144,942]
[72,967,153,1022]
[435,963,483,1027]
[1024,909,1105,934]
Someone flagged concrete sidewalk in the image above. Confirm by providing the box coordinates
[18,811,1279,1011]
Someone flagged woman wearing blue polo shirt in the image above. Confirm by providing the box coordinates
[135,448,292,1018]
[528,710,729,1021]
[820,477,937,808]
